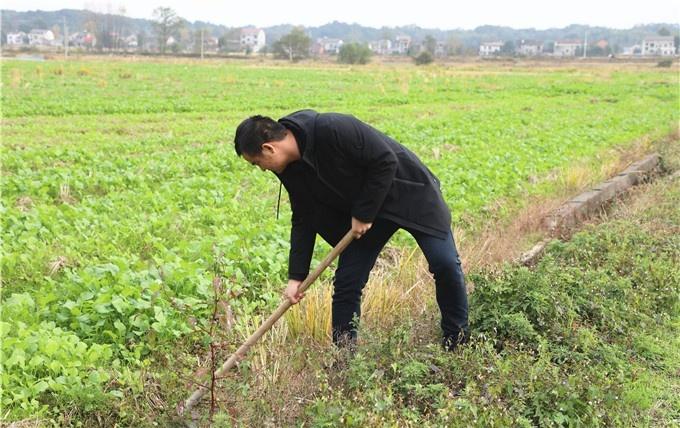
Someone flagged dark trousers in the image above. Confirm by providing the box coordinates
[330,218,469,345]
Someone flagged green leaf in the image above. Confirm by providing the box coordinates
[154,307,166,325]
[111,296,127,314]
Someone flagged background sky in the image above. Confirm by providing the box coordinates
[2,0,678,29]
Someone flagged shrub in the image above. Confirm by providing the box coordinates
[657,59,673,67]
[414,51,434,65]
[338,43,372,65]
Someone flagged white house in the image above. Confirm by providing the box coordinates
[553,40,581,57]
[369,39,392,55]
[317,37,344,54]
[517,40,542,56]
[205,36,219,52]
[641,37,675,56]
[124,34,138,49]
[392,35,411,55]
[479,41,503,56]
[7,32,27,45]
[240,27,266,53]
[28,29,55,46]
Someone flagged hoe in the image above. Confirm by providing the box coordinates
[179,230,355,418]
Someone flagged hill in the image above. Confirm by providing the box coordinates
[2,8,678,50]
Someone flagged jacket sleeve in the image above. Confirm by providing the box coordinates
[325,114,398,223]
[285,181,316,281]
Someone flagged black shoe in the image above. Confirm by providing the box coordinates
[442,331,469,351]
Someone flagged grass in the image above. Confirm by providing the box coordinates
[1,58,679,425]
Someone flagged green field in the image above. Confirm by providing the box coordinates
[1,58,678,424]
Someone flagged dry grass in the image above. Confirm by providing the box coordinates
[9,68,22,88]
[2,419,46,428]
[47,256,68,276]
[284,246,433,344]
[15,196,33,211]
[57,183,77,205]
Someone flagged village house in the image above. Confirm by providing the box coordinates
[205,36,219,53]
[392,35,411,55]
[69,31,96,49]
[595,39,609,50]
[240,27,266,53]
[6,31,27,45]
[553,40,582,56]
[123,34,138,49]
[641,36,675,56]
[28,29,55,46]
[368,39,392,55]
[479,41,503,56]
[434,41,447,57]
[317,37,344,55]
[517,40,542,56]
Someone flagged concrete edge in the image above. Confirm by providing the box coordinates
[519,152,662,266]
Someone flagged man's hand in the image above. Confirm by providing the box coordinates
[284,279,304,304]
[351,217,373,239]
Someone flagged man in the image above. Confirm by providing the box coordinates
[234,110,469,351]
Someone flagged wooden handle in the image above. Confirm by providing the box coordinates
[181,230,355,414]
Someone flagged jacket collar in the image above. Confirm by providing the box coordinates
[278,109,319,169]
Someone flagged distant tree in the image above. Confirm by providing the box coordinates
[152,7,183,54]
[338,42,372,64]
[675,36,680,54]
[192,29,204,54]
[112,5,127,50]
[414,51,434,65]
[32,18,47,29]
[137,32,147,51]
[657,27,671,36]
[407,43,419,56]
[97,30,113,51]
[218,28,240,52]
[51,24,61,39]
[424,35,437,55]
[501,40,515,56]
[445,36,463,56]
[543,41,555,53]
[380,28,394,41]
[588,45,607,56]
[273,27,311,61]
[177,25,192,52]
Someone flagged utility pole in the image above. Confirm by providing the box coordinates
[583,31,588,59]
[63,17,69,59]
[201,29,204,59]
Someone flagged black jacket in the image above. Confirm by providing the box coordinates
[276,110,451,280]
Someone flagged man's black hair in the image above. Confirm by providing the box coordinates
[234,115,288,157]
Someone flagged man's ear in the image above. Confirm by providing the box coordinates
[261,142,276,155]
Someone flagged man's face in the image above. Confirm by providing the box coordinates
[242,142,288,174]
